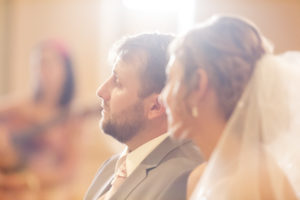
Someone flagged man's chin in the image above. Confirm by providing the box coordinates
[99,120,136,144]
[99,118,108,133]
[99,120,115,137]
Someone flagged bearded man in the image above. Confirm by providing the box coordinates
[84,33,202,200]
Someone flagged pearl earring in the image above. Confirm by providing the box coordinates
[192,107,198,118]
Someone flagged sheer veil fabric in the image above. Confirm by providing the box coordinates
[191,51,300,199]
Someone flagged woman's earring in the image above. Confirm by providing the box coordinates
[192,106,198,118]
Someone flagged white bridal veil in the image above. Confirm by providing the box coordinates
[191,51,300,199]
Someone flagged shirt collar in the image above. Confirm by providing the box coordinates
[115,133,168,177]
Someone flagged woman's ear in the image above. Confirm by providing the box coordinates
[191,68,209,100]
[187,68,209,111]
[146,94,166,120]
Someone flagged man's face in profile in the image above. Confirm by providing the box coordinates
[97,57,146,143]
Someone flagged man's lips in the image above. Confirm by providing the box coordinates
[100,104,109,113]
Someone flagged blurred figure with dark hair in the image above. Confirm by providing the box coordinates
[0,40,80,200]
[32,40,75,109]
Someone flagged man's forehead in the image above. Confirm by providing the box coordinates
[112,56,142,76]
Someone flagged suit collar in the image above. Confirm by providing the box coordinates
[110,136,191,200]
[126,133,168,176]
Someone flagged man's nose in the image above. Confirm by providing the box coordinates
[96,81,110,102]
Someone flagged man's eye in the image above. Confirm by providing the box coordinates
[114,76,121,86]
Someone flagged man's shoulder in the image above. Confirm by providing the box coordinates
[140,137,203,184]
[148,137,203,166]
[151,138,202,174]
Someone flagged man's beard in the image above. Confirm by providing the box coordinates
[100,101,146,143]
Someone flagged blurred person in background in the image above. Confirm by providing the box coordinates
[0,40,81,200]
[162,15,300,199]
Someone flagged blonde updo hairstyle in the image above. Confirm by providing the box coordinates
[171,16,266,120]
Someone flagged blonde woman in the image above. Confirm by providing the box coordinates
[162,16,300,199]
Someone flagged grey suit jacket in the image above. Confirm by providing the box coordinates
[84,137,203,200]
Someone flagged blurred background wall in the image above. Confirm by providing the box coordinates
[0,0,299,198]
[194,0,300,52]
[1,0,299,97]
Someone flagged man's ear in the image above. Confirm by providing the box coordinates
[146,94,166,120]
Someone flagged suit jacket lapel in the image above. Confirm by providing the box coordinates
[94,174,114,200]
[86,155,119,200]
[110,137,189,200]
[110,163,148,200]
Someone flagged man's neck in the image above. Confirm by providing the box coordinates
[126,121,167,152]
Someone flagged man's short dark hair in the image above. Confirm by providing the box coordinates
[111,33,174,98]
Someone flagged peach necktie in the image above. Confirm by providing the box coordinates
[98,155,127,200]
